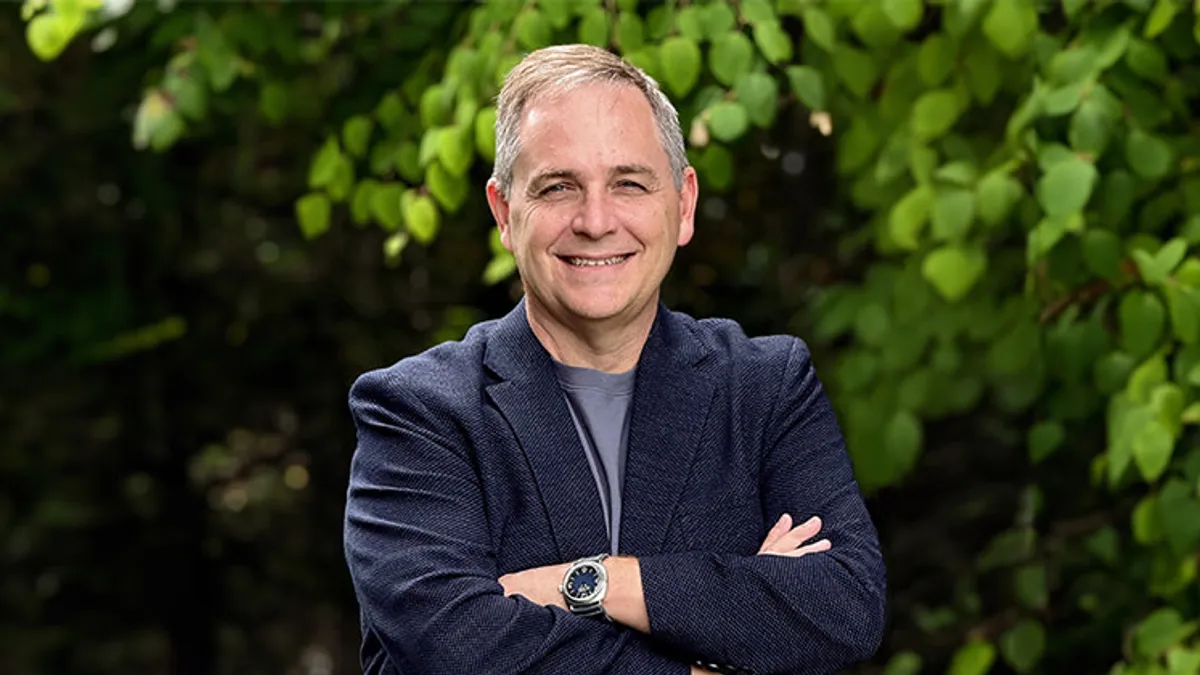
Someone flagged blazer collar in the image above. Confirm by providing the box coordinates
[483,298,715,560]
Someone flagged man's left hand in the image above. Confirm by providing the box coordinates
[499,563,570,609]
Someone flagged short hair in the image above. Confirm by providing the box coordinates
[491,44,688,199]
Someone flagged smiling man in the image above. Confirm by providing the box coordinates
[343,45,886,675]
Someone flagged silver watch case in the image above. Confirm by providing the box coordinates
[559,554,610,618]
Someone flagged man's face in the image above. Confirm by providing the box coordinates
[486,82,698,328]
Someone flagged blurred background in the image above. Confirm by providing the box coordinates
[5,1,1200,675]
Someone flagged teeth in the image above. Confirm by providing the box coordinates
[567,255,629,267]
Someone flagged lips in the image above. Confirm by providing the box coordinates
[558,253,634,267]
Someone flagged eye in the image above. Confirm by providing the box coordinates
[616,180,647,191]
[538,183,571,196]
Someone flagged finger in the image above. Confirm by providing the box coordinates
[765,516,823,553]
[758,513,792,553]
[774,538,832,558]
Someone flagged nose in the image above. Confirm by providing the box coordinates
[570,190,618,239]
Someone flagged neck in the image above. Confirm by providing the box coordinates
[524,297,658,374]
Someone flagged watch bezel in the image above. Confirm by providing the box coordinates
[560,558,609,605]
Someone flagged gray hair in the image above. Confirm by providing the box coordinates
[491,44,689,199]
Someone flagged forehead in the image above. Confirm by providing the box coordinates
[514,82,666,173]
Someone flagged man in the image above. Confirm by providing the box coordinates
[343,44,886,675]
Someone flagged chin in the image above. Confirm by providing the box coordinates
[561,295,631,322]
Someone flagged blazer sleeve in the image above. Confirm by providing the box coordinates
[636,338,887,675]
[342,370,691,675]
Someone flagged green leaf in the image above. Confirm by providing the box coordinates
[739,0,776,24]
[475,106,497,163]
[26,12,84,62]
[131,90,185,152]
[734,72,779,128]
[707,101,750,142]
[1001,619,1046,673]
[1069,97,1117,155]
[949,640,996,675]
[396,141,422,183]
[976,170,1023,227]
[426,162,469,213]
[802,8,836,51]
[616,11,645,52]
[436,125,475,177]
[308,137,343,189]
[660,36,703,98]
[370,183,405,232]
[1167,648,1200,675]
[1158,479,1200,556]
[709,31,755,86]
[1133,238,1188,286]
[786,66,826,110]
[341,116,372,159]
[982,0,1037,59]
[1082,229,1124,280]
[350,179,378,226]
[578,8,610,47]
[753,21,793,64]
[515,9,553,50]
[383,233,409,265]
[703,1,737,39]
[403,193,440,244]
[419,84,452,128]
[698,144,734,191]
[1036,157,1098,218]
[917,34,956,86]
[964,41,1002,104]
[1014,564,1048,611]
[1126,38,1169,82]
[1144,0,1180,39]
[911,89,962,142]
[884,410,922,477]
[674,6,705,41]
[931,189,976,242]
[1121,290,1167,359]
[483,251,517,285]
[1135,608,1189,657]
[890,184,935,250]
[196,15,239,92]
[883,651,923,675]
[1127,129,1174,179]
[832,44,879,98]
[295,193,331,239]
[1086,526,1120,564]
[1029,420,1065,463]
[538,0,573,29]
[1101,169,1137,228]
[922,245,988,302]
[882,0,923,31]
[1167,285,1200,344]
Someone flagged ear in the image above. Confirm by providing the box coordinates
[676,167,699,247]
[485,178,515,252]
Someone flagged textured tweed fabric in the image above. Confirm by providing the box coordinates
[343,300,886,675]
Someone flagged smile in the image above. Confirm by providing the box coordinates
[560,254,633,267]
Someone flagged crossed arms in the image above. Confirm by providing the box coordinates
[343,341,886,675]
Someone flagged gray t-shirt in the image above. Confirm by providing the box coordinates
[553,361,637,555]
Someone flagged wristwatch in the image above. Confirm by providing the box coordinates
[559,553,610,620]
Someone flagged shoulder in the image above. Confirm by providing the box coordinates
[348,317,499,418]
[668,308,813,373]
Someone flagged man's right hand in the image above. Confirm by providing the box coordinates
[757,513,831,557]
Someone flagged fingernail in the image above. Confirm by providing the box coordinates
[806,516,821,527]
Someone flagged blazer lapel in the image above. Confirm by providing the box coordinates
[483,301,611,561]
[619,306,715,555]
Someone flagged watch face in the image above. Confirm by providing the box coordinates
[565,564,602,601]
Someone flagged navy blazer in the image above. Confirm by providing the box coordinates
[344,300,886,675]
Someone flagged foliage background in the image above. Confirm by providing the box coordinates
[6,0,1200,674]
